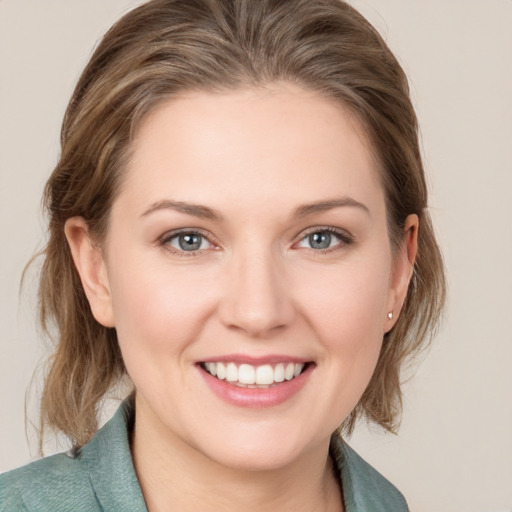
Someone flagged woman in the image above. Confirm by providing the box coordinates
[0,0,445,510]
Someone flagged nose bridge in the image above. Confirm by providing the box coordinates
[219,239,294,337]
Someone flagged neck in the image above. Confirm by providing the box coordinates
[131,396,343,512]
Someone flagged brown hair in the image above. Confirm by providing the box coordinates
[38,0,445,448]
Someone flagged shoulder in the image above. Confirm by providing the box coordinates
[0,450,98,512]
[330,436,409,512]
[0,399,146,512]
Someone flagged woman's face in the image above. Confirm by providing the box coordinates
[77,84,415,471]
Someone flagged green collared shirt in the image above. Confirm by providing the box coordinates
[1,401,408,511]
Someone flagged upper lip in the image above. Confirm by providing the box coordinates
[198,354,312,365]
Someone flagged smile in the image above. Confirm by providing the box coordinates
[198,358,313,407]
[201,362,306,388]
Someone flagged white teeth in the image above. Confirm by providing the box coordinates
[203,361,305,386]
[274,363,285,382]
[255,365,274,385]
[284,363,295,380]
[226,362,238,382]
[238,364,255,384]
[206,362,216,376]
[216,362,226,380]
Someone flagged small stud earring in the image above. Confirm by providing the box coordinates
[387,312,393,320]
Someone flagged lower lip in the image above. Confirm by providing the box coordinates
[198,364,313,408]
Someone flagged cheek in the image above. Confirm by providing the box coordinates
[293,255,391,401]
[296,257,391,343]
[107,254,217,365]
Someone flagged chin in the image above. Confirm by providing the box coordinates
[189,422,329,473]
[205,443,302,473]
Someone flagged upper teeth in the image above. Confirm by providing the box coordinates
[204,362,305,386]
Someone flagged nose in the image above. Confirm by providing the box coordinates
[218,247,296,338]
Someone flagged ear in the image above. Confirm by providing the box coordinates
[64,217,115,328]
[385,214,419,332]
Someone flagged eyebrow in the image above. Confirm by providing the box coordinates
[293,197,370,218]
[140,196,369,221]
[140,200,223,221]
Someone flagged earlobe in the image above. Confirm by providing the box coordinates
[64,217,115,327]
[385,214,419,332]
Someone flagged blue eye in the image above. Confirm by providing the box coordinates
[296,229,349,251]
[308,232,333,250]
[164,232,211,252]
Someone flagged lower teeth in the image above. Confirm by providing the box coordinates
[233,381,273,389]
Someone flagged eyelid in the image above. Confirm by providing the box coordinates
[157,225,353,256]
[159,228,220,255]
[293,226,354,250]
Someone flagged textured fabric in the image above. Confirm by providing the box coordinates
[1,401,408,511]
[330,437,409,512]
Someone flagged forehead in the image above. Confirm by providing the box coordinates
[119,84,384,218]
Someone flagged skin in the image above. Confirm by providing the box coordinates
[66,83,418,512]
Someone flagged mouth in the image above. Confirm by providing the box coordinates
[199,361,311,388]
[197,357,314,408]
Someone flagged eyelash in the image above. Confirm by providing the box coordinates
[159,229,218,257]
[294,226,354,253]
[159,227,354,257]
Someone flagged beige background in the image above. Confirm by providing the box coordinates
[1,1,511,511]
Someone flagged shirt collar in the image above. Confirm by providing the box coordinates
[80,399,148,511]
[81,399,407,512]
